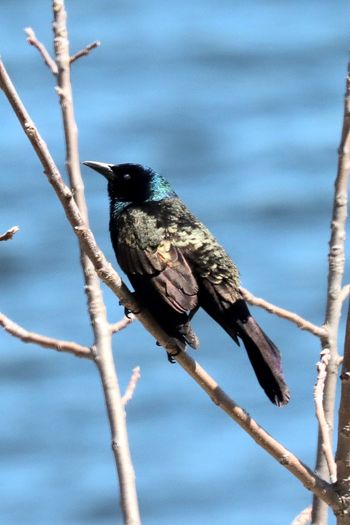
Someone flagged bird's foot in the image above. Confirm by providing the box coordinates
[155,338,183,364]
[124,306,134,319]
[119,294,142,318]
[166,348,181,364]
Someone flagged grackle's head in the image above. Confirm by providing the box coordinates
[83,161,176,203]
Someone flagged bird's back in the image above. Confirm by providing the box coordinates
[111,197,240,297]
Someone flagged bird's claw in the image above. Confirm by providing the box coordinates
[167,348,181,364]
[119,295,142,319]
[124,306,134,319]
[155,340,180,363]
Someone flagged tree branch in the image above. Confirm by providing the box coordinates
[314,350,337,483]
[24,27,58,75]
[176,351,338,508]
[70,41,100,64]
[0,56,341,512]
[291,506,312,525]
[240,287,327,338]
[51,1,141,523]
[0,312,91,358]
[110,315,134,334]
[0,225,19,241]
[312,56,350,525]
[122,367,141,406]
[335,300,350,523]
[340,285,350,304]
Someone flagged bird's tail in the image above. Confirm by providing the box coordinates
[229,300,290,406]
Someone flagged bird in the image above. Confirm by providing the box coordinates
[83,161,290,406]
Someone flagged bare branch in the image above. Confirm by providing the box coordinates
[176,351,338,509]
[52,1,141,523]
[314,350,337,483]
[291,506,312,525]
[111,315,134,334]
[240,287,327,338]
[70,41,100,64]
[0,312,91,358]
[335,300,350,520]
[24,27,58,75]
[340,284,350,303]
[313,55,350,523]
[122,367,141,406]
[0,56,341,512]
[0,225,19,241]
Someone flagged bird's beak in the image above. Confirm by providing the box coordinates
[83,161,114,180]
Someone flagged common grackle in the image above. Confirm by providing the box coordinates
[84,161,289,406]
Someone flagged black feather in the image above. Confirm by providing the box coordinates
[228,300,289,406]
[84,161,290,406]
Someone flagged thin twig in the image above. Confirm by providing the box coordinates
[52,2,141,523]
[122,367,141,406]
[240,287,327,338]
[0,312,91,358]
[0,57,341,512]
[312,56,350,524]
[291,506,312,525]
[111,315,134,334]
[70,41,100,64]
[24,27,58,75]
[314,350,337,483]
[0,225,19,241]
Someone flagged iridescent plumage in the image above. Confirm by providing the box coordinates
[84,161,290,406]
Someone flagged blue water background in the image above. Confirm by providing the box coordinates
[1,1,350,523]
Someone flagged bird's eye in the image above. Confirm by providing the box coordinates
[123,173,131,181]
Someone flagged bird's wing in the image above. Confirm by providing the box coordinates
[117,239,199,314]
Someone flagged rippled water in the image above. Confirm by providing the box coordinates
[1,1,350,524]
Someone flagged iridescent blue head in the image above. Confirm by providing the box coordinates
[83,161,176,207]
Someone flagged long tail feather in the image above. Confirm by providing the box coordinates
[231,300,290,406]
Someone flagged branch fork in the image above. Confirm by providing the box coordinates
[24,26,99,77]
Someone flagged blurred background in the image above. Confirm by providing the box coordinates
[1,1,350,524]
